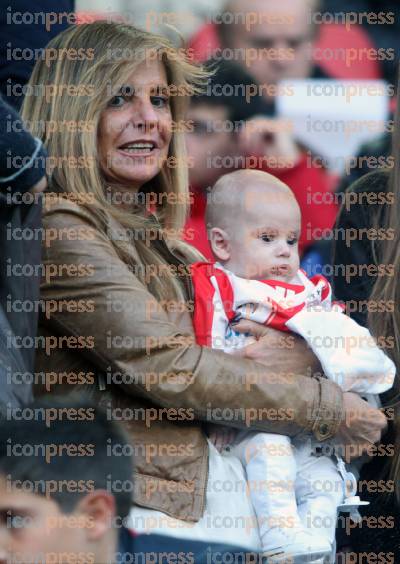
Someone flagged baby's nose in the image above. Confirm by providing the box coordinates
[276,241,291,256]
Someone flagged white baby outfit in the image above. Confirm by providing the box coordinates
[191,262,395,561]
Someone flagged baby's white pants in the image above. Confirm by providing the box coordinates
[230,431,344,549]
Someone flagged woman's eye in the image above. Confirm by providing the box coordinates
[261,235,272,242]
[151,96,169,108]
[288,238,298,246]
[108,95,126,108]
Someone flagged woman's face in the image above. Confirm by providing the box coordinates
[98,58,173,191]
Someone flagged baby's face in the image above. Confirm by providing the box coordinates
[225,189,301,281]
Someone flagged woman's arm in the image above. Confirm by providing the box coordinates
[41,201,344,441]
[232,319,387,461]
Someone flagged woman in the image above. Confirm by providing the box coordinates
[333,101,400,556]
[21,21,384,549]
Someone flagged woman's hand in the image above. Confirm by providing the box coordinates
[335,392,388,462]
[232,319,321,372]
[233,319,387,460]
[207,424,237,452]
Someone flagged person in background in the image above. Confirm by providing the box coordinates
[184,60,272,260]
[184,59,338,263]
[0,396,130,562]
[0,0,75,110]
[0,396,259,563]
[332,75,400,557]
[216,0,327,110]
[0,96,47,414]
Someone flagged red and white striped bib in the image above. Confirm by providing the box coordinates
[191,262,332,351]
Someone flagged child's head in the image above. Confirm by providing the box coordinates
[206,169,301,281]
[0,396,133,563]
[186,59,272,190]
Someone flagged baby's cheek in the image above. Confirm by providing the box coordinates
[293,253,300,270]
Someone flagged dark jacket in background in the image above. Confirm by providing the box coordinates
[118,528,260,563]
[335,133,392,197]
[332,169,390,326]
[332,170,399,559]
[0,96,47,414]
[0,0,75,110]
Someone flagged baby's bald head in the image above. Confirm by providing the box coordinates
[206,169,299,233]
[206,170,301,280]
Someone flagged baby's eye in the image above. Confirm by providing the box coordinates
[288,38,303,50]
[287,237,298,246]
[261,234,273,242]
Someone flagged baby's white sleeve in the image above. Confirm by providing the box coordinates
[286,308,395,394]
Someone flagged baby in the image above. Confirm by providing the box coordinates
[191,170,395,562]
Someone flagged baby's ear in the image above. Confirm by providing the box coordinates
[209,227,231,261]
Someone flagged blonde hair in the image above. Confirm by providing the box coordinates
[21,21,206,301]
[368,80,400,500]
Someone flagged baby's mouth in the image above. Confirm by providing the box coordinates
[270,265,290,276]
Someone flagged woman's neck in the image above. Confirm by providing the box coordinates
[105,182,142,213]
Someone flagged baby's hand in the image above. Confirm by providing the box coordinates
[207,424,237,452]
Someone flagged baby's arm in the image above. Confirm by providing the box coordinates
[286,307,395,395]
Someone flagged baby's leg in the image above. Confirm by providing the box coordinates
[231,433,301,537]
[295,443,344,547]
[231,433,331,560]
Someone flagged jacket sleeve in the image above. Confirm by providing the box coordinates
[0,96,47,194]
[40,203,344,442]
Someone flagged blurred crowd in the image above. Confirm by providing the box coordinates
[2,0,398,272]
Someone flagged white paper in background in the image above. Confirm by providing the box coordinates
[276,79,389,174]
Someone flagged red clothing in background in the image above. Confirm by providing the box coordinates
[264,154,338,254]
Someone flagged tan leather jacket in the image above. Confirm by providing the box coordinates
[35,195,344,522]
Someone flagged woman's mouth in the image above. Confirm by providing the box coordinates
[118,141,158,156]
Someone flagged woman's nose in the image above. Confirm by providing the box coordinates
[130,98,158,132]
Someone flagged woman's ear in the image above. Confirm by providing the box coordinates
[209,227,231,262]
